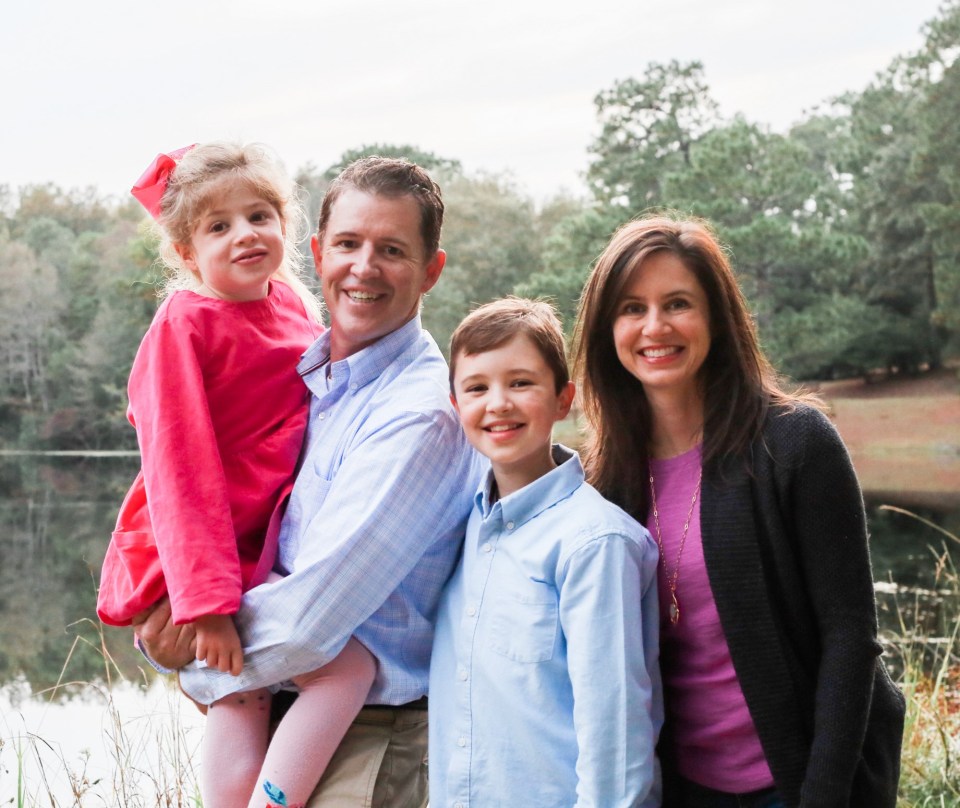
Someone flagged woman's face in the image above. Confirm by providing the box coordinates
[612,250,712,401]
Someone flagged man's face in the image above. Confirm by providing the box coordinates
[311,188,445,362]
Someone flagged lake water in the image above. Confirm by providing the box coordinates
[0,453,957,803]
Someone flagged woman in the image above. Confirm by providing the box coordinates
[572,215,905,807]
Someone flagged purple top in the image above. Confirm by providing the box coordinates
[647,445,773,792]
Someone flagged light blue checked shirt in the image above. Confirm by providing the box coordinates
[429,447,663,807]
[180,316,479,705]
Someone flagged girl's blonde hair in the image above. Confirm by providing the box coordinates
[154,141,322,322]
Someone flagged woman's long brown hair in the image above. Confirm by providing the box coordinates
[572,215,805,519]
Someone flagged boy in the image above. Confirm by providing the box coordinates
[429,297,663,807]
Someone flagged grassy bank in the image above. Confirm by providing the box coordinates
[887,512,960,806]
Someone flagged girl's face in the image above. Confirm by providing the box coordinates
[611,250,712,403]
[177,180,285,302]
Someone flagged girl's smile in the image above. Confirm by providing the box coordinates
[177,180,285,302]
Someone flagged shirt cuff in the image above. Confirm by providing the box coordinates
[135,634,175,675]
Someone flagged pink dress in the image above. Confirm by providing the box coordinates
[97,281,322,627]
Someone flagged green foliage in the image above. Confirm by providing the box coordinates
[516,206,621,328]
[424,172,546,351]
[0,186,159,449]
[587,60,720,209]
[763,294,923,379]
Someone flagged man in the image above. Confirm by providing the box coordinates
[136,157,478,806]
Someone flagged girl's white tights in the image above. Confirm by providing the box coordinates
[200,637,377,808]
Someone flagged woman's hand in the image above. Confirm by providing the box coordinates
[193,613,244,675]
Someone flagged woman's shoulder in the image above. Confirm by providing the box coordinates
[759,400,847,468]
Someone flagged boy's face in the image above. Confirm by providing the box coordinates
[451,333,575,498]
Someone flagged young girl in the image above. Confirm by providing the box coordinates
[97,142,377,808]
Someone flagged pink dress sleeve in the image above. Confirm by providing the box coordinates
[125,314,243,624]
[97,284,319,627]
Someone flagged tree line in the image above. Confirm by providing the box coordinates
[1,2,958,450]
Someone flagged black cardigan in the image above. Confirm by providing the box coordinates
[663,404,905,807]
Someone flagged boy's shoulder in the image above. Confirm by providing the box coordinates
[541,452,653,552]
[547,479,658,575]
[566,477,649,540]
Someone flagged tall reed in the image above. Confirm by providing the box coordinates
[884,507,960,807]
[0,617,202,806]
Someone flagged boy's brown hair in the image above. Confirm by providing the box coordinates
[449,297,569,394]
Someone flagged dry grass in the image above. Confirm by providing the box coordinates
[0,620,203,807]
[888,512,960,807]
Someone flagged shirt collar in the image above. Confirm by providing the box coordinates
[477,444,584,527]
[298,315,424,390]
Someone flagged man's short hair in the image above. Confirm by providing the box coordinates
[449,297,570,394]
[318,157,444,256]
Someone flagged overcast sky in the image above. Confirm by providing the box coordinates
[2,0,945,204]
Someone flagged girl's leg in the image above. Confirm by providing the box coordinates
[247,637,377,808]
[201,688,272,808]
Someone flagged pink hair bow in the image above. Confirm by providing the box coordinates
[131,144,196,219]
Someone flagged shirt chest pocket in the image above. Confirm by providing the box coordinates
[486,581,558,663]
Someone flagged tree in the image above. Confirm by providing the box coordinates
[913,1,960,346]
[423,172,545,352]
[516,206,621,330]
[837,0,960,371]
[587,60,720,210]
[0,238,64,424]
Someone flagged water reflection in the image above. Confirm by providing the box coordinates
[0,455,149,697]
[0,455,956,698]
[1,677,204,803]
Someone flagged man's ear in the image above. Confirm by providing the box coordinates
[310,234,323,280]
[556,381,576,421]
[449,391,460,416]
[420,248,446,294]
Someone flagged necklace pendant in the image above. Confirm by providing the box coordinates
[669,595,680,625]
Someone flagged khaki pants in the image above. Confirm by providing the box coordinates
[305,705,428,808]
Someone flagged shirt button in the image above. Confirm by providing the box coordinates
[457,736,467,747]
[454,803,464,808]
[458,668,468,681]
[482,543,492,553]
[318,412,325,420]
[506,521,514,530]
[350,382,358,390]
[466,605,476,616]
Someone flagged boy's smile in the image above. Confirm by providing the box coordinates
[451,334,575,498]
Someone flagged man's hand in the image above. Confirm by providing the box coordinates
[194,613,244,676]
[131,597,197,670]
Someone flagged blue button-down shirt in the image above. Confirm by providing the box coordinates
[430,446,663,808]
[180,316,480,705]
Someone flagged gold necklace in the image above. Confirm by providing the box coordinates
[649,466,703,626]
